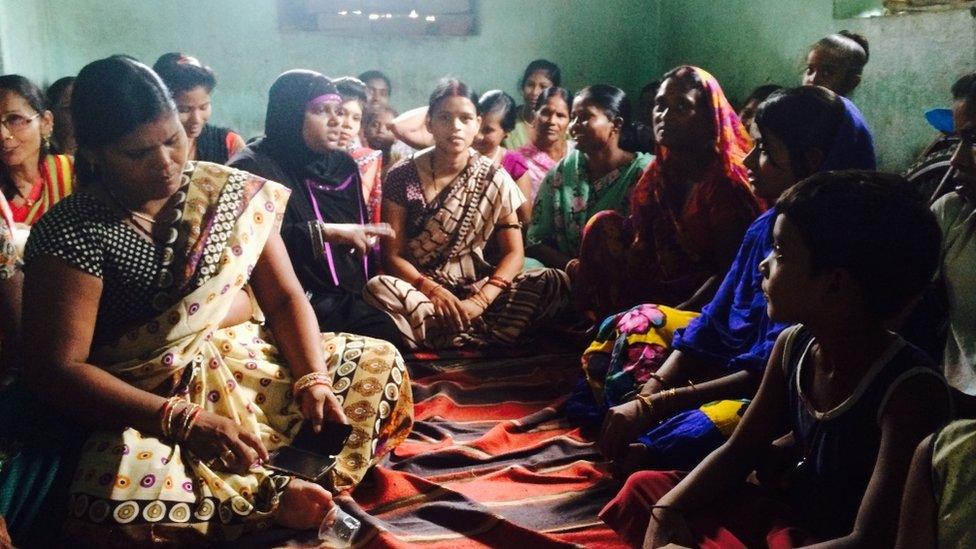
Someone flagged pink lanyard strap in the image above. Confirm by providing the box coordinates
[305,176,369,286]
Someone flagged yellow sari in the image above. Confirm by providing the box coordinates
[62,163,412,543]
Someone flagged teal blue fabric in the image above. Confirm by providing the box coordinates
[0,382,87,546]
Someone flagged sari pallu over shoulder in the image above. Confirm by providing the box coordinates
[66,162,413,543]
[365,152,570,349]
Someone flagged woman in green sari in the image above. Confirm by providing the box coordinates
[525,85,651,269]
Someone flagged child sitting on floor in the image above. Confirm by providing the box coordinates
[600,170,952,548]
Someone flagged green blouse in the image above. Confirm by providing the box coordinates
[526,150,652,257]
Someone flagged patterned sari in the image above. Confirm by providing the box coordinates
[6,154,74,225]
[0,195,19,279]
[54,163,412,543]
[364,152,569,349]
[526,150,652,259]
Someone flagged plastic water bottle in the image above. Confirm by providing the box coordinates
[318,505,361,547]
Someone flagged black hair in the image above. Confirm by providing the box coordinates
[45,77,75,110]
[427,78,478,113]
[520,59,561,88]
[743,84,783,108]
[0,74,47,114]
[334,76,368,107]
[575,84,640,152]
[951,72,976,105]
[477,90,517,133]
[358,70,392,94]
[72,55,176,184]
[754,86,846,180]
[641,80,662,97]
[811,31,870,77]
[152,52,217,96]
[776,170,940,320]
[533,86,573,112]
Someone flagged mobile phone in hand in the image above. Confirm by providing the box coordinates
[266,422,352,482]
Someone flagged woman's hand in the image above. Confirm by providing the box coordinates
[428,286,469,333]
[458,298,486,322]
[600,398,657,459]
[185,410,270,474]
[320,223,395,255]
[643,507,695,548]
[298,384,348,433]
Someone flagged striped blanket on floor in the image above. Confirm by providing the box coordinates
[269,353,627,548]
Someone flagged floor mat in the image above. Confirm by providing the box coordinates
[269,353,627,548]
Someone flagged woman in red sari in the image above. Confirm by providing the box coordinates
[574,66,760,321]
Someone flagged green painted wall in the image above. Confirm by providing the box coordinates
[4,0,970,171]
[0,0,49,82]
[3,0,661,139]
[658,0,976,171]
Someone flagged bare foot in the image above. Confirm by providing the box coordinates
[276,478,334,529]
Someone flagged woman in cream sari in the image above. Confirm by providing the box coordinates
[17,56,411,545]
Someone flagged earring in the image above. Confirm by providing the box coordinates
[42,134,52,153]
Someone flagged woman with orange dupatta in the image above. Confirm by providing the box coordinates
[14,56,412,546]
[574,66,760,323]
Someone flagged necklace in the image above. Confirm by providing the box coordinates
[4,176,39,208]
[106,185,161,243]
[15,186,36,207]
[106,186,159,224]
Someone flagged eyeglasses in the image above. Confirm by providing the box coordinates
[0,112,41,132]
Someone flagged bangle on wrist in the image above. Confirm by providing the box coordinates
[648,373,668,387]
[635,393,655,416]
[293,371,333,399]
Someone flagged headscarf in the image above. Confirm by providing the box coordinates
[652,66,752,184]
[822,96,876,171]
[249,70,367,292]
[257,69,353,179]
[631,66,759,237]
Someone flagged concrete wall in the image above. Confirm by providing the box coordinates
[658,0,976,170]
[0,0,49,82]
[2,0,661,139]
[3,0,972,170]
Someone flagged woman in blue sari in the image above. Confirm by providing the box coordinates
[593,86,877,469]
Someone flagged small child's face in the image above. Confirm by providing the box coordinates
[364,111,395,150]
[803,48,855,96]
[759,214,821,322]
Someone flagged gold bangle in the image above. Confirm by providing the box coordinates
[293,372,333,398]
[635,393,654,416]
[648,373,668,387]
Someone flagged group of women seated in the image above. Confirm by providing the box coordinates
[0,27,974,548]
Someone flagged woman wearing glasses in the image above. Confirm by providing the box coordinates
[0,75,74,226]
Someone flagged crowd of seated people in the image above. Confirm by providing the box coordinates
[0,27,974,548]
